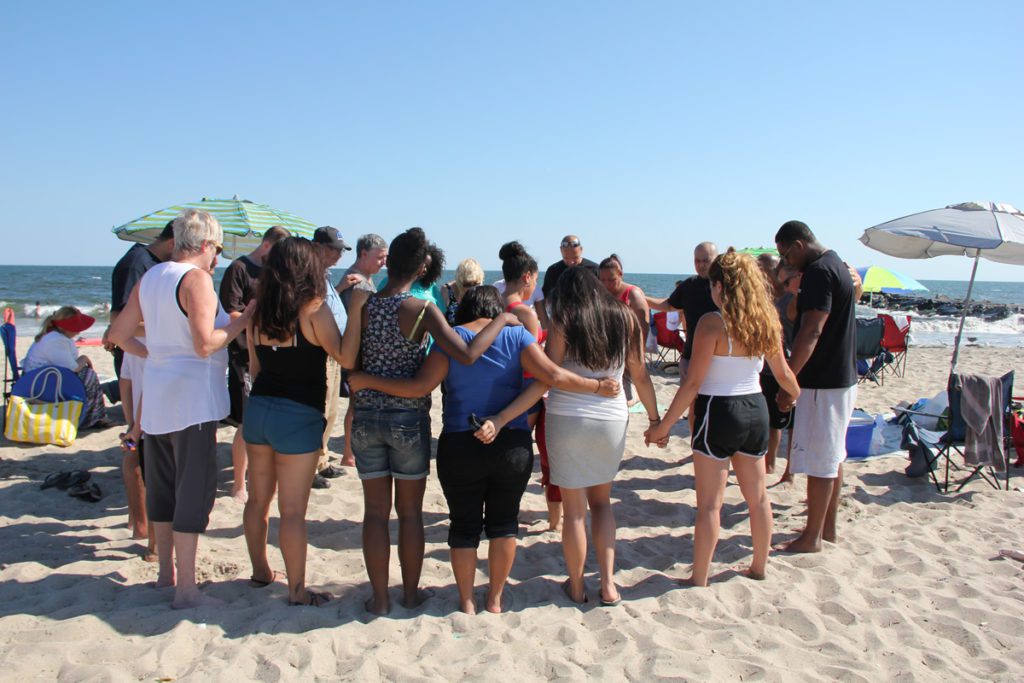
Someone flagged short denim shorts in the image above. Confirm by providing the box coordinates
[352,408,431,480]
[244,394,326,455]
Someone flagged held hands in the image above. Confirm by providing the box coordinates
[101,326,115,353]
[644,420,670,448]
[776,388,797,412]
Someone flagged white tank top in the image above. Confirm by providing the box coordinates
[546,358,626,421]
[698,314,764,396]
[139,261,231,434]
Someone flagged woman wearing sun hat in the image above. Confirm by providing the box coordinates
[23,306,111,429]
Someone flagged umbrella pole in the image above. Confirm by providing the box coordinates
[950,253,980,375]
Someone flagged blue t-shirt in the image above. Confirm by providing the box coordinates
[434,325,537,432]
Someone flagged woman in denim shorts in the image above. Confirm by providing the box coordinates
[242,237,352,607]
[341,228,519,616]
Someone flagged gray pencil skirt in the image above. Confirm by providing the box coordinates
[545,414,628,489]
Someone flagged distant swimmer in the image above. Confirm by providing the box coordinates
[33,301,42,318]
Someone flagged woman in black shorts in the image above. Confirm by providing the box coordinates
[646,250,800,586]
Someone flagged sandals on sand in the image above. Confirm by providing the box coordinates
[68,482,103,502]
[561,579,588,605]
[40,470,91,491]
[289,590,332,607]
[249,570,286,588]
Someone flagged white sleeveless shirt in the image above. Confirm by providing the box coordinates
[139,261,231,434]
[546,358,627,421]
[698,314,764,396]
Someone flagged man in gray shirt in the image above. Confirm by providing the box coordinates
[336,233,388,467]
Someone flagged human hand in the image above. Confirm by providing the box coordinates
[240,299,257,320]
[644,420,670,448]
[595,377,620,397]
[474,415,506,444]
[776,389,796,412]
[101,326,115,352]
[347,371,369,392]
[337,274,362,293]
[501,312,523,327]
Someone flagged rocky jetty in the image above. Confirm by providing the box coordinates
[866,292,1022,322]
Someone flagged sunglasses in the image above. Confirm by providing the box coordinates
[560,239,581,248]
[208,241,224,256]
[778,243,796,261]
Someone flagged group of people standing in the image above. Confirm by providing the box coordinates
[101,209,858,613]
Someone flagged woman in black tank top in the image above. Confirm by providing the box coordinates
[242,237,351,608]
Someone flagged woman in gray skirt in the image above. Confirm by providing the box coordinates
[500,267,661,606]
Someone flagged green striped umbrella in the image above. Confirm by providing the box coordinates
[737,246,779,257]
[112,196,318,259]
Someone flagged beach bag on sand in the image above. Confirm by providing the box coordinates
[4,367,83,447]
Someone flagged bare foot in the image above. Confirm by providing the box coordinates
[676,576,707,588]
[131,527,148,540]
[153,573,175,588]
[823,528,838,544]
[172,590,225,609]
[744,568,766,581]
[484,590,503,614]
[365,595,390,616]
[249,569,286,587]
[561,579,587,604]
[289,589,332,607]
[775,535,822,554]
[460,596,477,615]
[231,488,248,504]
[341,453,356,467]
[765,465,776,475]
[400,588,432,609]
[142,548,158,563]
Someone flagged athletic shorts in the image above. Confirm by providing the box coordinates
[759,372,793,430]
[244,394,326,455]
[691,392,769,460]
[790,386,857,479]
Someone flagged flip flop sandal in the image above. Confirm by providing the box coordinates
[60,470,91,490]
[68,482,103,502]
[249,570,286,588]
[561,579,588,604]
[289,590,332,607]
[41,471,71,490]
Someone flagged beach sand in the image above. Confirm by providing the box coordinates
[2,339,1023,681]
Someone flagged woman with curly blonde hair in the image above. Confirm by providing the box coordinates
[645,249,800,586]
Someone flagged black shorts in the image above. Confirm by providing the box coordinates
[692,392,769,460]
[759,372,793,430]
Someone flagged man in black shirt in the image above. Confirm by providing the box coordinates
[102,221,175,550]
[541,234,599,304]
[647,241,718,377]
[218,226,290,503]
[775,220,857,554]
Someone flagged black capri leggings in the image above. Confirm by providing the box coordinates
[436,428,534,549]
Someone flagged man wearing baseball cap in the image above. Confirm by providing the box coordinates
[311,226,352,489]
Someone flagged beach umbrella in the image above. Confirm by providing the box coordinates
[112,196,319,259]
[855,265,929,294]
[859,201,1024,373]
[737,246,779,257]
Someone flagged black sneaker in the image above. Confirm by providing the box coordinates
[311,473,331,489]
[320,465,343,479]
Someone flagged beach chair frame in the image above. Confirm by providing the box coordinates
[1,314,21,431]
[878,313,910,378]
[647,311,684,371]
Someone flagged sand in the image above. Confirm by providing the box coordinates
[1,339,1023,681]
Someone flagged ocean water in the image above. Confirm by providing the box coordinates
[0,265,1020,347]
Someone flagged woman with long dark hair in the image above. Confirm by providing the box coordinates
[646,250,800,586]
[487,267,661,605]
[241,236,348,607]
[341,227,519,615]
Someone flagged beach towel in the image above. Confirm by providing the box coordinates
[959,374,1005,469]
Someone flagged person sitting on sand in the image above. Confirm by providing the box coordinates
[109,208,251,609]
[242,237,349,607]
[646,250,800,586]
[23,306,112,429]
[349,286,618,614]
[340,227,519,616]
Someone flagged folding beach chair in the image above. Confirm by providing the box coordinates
[1,308,21,430]
[878,313,911,377]
[901,371,1015,492]
[855,317,888,385]
[647,311,685,371]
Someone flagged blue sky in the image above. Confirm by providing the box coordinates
[2,1,1022,280]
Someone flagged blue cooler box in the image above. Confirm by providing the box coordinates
[845,410,874,459]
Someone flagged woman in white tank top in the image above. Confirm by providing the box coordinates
[109,209,252,609]
[646,250,800,587]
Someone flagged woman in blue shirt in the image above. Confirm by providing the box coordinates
[348,286,617,614]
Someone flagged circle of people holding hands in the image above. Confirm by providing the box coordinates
[105,209,860,612]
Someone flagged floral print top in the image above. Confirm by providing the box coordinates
[353,292,431,411]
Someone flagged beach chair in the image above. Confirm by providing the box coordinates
[648,311,685,371]
[1,308,21,430]
[901,371,1015,492]
[878,313,911,377]
[855,317,888,385]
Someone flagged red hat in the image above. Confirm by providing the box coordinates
[54,313,96,335]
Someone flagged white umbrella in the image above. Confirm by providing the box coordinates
[859,201,1024,373]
